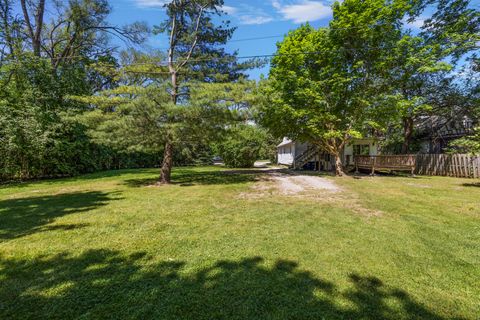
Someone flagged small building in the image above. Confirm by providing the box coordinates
[416,116,475,154]
[277,138,379,171]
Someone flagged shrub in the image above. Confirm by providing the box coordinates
[215,125,270,168]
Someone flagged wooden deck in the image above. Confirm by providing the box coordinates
[355,155,416,175]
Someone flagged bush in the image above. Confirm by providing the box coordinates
[215,125,271,168]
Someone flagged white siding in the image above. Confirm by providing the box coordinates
[344,139,378,157]
[277,138,379,168]
[277,143,294,165]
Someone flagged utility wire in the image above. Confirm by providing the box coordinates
[47,44,408,67]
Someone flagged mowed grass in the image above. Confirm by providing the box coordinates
[0,167,478,319]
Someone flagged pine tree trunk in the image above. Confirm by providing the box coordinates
[401,117,414,154]
[158,68,177,185]
[159,142,173,184]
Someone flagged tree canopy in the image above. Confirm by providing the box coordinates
[258,0,479,175]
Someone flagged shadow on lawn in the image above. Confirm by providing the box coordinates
[124,169,282,187]
[0,191,118,240]
[462,182,480,188]
[0,250,458,320]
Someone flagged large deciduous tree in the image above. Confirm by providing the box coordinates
[394,0,480,152]
[0,0,149,180]
[259,0,407,175]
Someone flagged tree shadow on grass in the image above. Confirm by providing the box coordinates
[0,191,119,240]
[0,250,461,320]
[124,169,281,187]
[462,182,480,188]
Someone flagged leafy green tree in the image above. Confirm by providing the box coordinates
[259,0,409,175]
[0,0,149,180]
[214,124,271,168]
[449,65,480,154]
[391,0,480,152]
[451,128,480,154]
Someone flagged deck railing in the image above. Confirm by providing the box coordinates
[355,155,416,175]
[355,154,480,178]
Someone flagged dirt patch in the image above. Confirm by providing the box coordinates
[405,182,431,189]
[239,171,381,217]
[239,171,341,198]
[272,174,340,195]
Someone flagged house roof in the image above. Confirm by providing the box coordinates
[277,138,293,148]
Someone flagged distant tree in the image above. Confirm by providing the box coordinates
[449,64,480,154]
[214,124,271,168]
[393,0,480,152]
[451,128,480,154]
[16,0,148,66]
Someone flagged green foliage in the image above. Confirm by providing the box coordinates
[450,127,480,154]
[0,0,151,181]
[258,0,412,174]
[214,125,271,168]
[258,0,479,161]
[73,74,256,163]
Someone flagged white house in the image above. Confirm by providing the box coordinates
[277,138,379,171]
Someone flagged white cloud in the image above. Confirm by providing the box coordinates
[272,0,332,23]
[133,1,273,25]
[222,5,238,15]
[223,4,274,25]
[239,15,274,25]
[403,17,425,29]
[135,0,168,8]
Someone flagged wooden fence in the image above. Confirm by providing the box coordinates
[415,154,480,178]
[355,155,416,175]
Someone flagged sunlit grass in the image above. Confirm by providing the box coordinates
[0,167,478,319]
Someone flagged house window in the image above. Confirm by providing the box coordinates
[353,144,370,156]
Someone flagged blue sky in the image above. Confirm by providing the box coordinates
[107,0,354,79]
[106,0,437,79]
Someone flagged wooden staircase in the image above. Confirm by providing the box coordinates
[293,145,319,169]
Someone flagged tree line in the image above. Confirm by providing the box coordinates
[0,0,273,183]
[1,0,479,181]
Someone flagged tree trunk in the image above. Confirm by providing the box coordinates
[20,0,45,57]
[157,68,177,184]
[159,142,173,184]
[33,0,45,57]
[334,153,345,176]
[401,117,414,154]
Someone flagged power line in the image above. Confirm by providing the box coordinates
[46,44,409,68]
[150,23,398,49]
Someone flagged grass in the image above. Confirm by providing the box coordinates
[0,166,478,319]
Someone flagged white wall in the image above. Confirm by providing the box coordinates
[344,139,378,157]
[277,143,294,165]
[278,139,379,167]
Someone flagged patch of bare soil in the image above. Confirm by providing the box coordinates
[239,171,382,217]
[404,182,432,189]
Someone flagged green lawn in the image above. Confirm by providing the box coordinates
[0,167,478,319]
